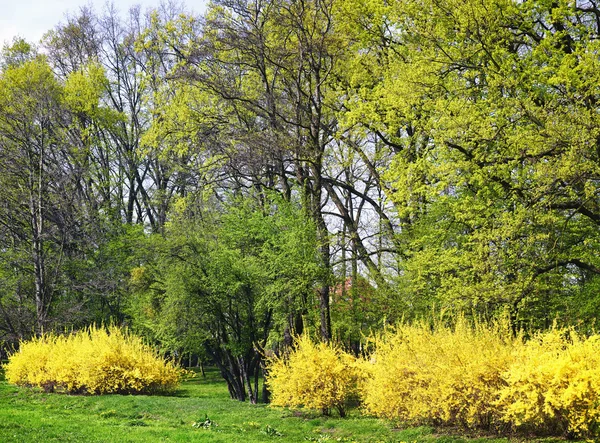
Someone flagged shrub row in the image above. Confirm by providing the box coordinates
[267,320,600,439]
[4,325,182,394]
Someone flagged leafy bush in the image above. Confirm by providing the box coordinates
[4,325,182,394]
[266,334,361,417]
[497,328,600,438]
[360,317,518,430]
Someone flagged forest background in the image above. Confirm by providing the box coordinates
[1,0,600,403]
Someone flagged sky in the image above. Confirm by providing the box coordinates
[0,0,207,47]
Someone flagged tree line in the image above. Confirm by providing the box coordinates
[2,0,600,401]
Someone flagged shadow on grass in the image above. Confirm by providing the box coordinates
[0,362,230,398]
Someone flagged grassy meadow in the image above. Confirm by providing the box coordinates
[0,365,577,443]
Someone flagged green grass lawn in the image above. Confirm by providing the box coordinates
[0,365,575,443]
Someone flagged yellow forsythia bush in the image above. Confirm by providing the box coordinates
[497,328,600,438]
[266,334,361,417]
[360,317,519,430]
[5,325,183,394]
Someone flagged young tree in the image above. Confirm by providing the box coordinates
[129,193,323,403]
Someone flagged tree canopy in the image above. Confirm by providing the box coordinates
[1,0,600,393]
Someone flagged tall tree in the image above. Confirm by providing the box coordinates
[146,0,366,340]
[0,56,75,333]
[338,0,600,324]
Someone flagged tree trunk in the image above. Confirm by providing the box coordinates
[30,148,49,334]
[240,356,257,404]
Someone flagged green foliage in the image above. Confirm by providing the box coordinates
[192,414,219,429]
[128,192,324,401]
[0,56,61,118]
[0,37,36,69]
[5,325,182,394]
[63,62,107,115]
[337,0,600,323]
[261,424,283,437]
[330,277,390,349]
[0,50,133,344]
[60,222,146,327]
[0,56,69,337]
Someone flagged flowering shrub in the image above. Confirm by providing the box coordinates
[360,317,518,430]
[497,328,600,438]
[359,318,600,439]
[4,325,182,394]
[266,334,361,417]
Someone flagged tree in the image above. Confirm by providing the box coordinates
[128,192,323,402]
[143,0,404,340]
[0,41,133,343]
[338,0,600,324]
[0,56,72,333]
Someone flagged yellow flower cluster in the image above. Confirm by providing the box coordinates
[362,319,600,438]
[266,334,361,417]
[497,328,600,437]
[4,325,183,395]
[360,317,516,430]
[267,319,600,438]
